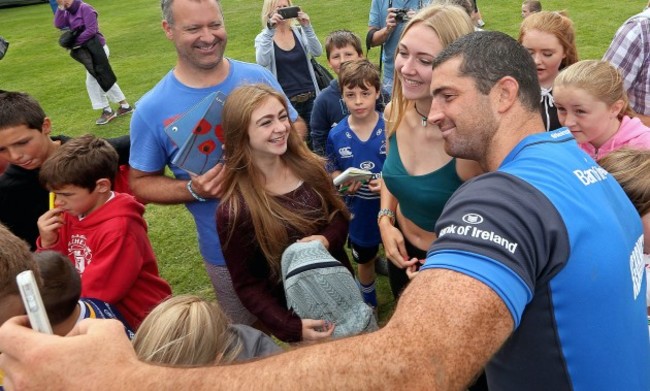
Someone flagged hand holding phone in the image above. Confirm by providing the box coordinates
[17,270,53,334]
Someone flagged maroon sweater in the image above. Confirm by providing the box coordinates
[217,183,350,342]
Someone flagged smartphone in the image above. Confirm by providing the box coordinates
[277,6,300,19]
[16,270,53,334]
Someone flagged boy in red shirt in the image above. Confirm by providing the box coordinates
[36,134,171,329]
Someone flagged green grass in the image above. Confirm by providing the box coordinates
[0,0,643,324]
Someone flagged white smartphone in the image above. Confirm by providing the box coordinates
[16,270,53,334]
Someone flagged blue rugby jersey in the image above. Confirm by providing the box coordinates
[326,115,386,247]
[422,129,650,390]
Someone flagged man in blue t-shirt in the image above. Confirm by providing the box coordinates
[0,31,647,391]
[129,0,304,325]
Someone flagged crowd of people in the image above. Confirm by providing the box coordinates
[0,0,649,389]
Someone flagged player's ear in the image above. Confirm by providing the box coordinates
[493,76,519,113]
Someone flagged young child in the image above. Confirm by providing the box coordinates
[326,59,385,310]
[553,60,650,159]
[310,30,388,156]
[521,0,542,18]
[34,250,135,338]
[133,295,282,367]
[36,134,171,329]
[518,11,578,131]
[598,149,650,318]
[0,91,131,250]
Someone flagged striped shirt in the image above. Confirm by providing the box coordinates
[603,9,650,116]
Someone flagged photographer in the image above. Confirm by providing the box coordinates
[368,0,429,96]
[255,0,323,146]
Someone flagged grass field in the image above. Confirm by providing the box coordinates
[0,0,645,323]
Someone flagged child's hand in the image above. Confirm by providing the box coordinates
[368,177,382,193]
[37,208,63,248]
[405,258,425,280]
[301,319,335,342]
[338,180,362,195]
[297,235,329,249]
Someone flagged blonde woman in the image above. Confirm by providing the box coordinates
[255,0,323,144]
[553,60,650,159]
[133,295,281,366]
[380,4,482,298]
[216,84,351,343]
[518,11,578,131]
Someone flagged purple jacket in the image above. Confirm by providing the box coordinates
[579,116,650,159]
[54,0,105,47]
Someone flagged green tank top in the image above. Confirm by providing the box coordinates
[382,133,463,231]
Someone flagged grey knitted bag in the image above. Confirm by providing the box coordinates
[281,241,378,338]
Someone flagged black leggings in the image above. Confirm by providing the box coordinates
[387,229,428,299]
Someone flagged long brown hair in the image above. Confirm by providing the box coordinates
[387,4,475,137]
[219,84,348,279]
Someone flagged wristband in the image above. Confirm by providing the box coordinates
[377,208,395,225]
[186,180,207,202]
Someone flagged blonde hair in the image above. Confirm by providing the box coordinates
[518,11,578,70]
[132,295,242,367]
[598,149,650,216]
[387,4,475,136]
[261,0,294,28]
[219,84,349,280]
[554,60,634,120]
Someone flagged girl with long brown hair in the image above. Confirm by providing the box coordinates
[216,84,351,343]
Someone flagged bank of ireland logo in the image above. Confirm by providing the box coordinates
[462,213,484,225]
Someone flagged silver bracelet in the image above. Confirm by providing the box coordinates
[186,180,207,202]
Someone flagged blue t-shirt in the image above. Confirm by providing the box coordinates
[130,59,297,266]
[326,115,386,247]
[422,129,650,390]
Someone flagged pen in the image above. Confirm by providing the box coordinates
[49,192,55,210]
[338,180,370,193]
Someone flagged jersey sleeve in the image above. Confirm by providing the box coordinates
[421,172,570,327]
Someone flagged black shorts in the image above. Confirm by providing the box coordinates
[348,239,379,264]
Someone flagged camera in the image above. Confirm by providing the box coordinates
[394,8,410,23]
